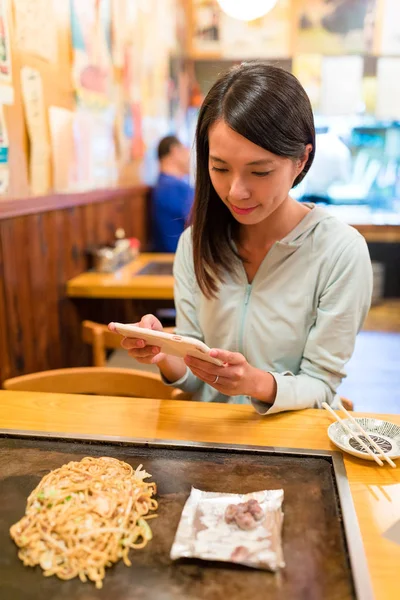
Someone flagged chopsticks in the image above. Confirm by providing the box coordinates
[322,402,396,468]
[338,401,397,468]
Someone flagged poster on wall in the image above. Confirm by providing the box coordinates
[219,0,291,58]
[115,88,131,167]
[376,58,400,119]
[320,56,364,116]
[115,84,144,167]
[131,103,145,160]
[70,0,114,108]
[111,0,126,68]
[168,55,191,136]
[49,106,75,192]
[111,0,136,69]
[378,0,400,55]
[292,54,322,110]
[0,104,9,193]
[192,0,221,54]
[123,43,145,159]
[175,0,188,56]
[13,0,58,62]
[0,0,12,81]
[136,0,170,121]
[20,66,52,195]
[295,0,377,55]
[73,105,117,190]
[362,75,377,115]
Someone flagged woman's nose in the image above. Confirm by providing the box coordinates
[228,177,251,202]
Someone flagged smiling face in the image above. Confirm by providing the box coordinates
[208,120,310,226]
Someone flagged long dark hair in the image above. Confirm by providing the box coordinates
[191,61,315,298]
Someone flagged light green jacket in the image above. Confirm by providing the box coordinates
[167,205,373,415]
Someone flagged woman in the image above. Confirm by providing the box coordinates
[111,62,372,415]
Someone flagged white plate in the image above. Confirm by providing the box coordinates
[327,417,400,461]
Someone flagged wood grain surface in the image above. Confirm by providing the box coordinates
[0,437,354,600]
[67,253,175,300]
[0,188,150,383]
[0,391,399,599]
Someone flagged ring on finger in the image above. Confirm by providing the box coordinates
[212,375,219,384]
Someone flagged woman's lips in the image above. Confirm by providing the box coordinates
[230,203,259,215]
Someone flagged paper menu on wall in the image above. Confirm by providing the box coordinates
[72,105,117,191]
[219,0,291,59]
[379,0,400,55]
[192,0,221,54]
[0,0,14,107]
[20,66,51,195]
[320,56,364,116]
[295,0,373,54]
[292,54,322,110]
[0,0,12,81]
[376,58,400,119]
[49,106,75,192]
[111,0,129,68]
[13,0,58,62]
[0,104,9,193]
[70,0,114,107]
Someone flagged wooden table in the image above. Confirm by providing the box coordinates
[352,224,400,244]
[363,299,400,333]
[0,390,399,599]
[66,253,174,300]
[67,253,400,331]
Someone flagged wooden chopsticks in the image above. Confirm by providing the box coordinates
[322,402,396,468]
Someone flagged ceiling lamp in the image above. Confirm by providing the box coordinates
[217,0,278,22]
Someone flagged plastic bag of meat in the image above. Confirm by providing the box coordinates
[170,487,285,570]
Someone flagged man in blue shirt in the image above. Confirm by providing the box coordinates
[151,136,194,253]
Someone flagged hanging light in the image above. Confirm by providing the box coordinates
[217,0,278,22]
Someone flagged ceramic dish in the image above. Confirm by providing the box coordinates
[328,417,400,461]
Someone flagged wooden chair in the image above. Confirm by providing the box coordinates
[3,367,353,410]
[82,321,123,367]
[82,320,175,367]
[362,299,400,333]
[2,367,188,400]
[340,397,354,411]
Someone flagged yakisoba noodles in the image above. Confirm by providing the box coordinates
[10,456,157,589]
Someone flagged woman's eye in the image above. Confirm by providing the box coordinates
[211,166,228,173]
[252,171,271,177]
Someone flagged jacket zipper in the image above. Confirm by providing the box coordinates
[238,284,252,355]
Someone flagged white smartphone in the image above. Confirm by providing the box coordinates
[110,323,224,366]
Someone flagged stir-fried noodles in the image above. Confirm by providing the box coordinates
[10,456,157,588]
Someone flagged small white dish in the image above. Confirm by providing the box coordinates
[328,417,400,461]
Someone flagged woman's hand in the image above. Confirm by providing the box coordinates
[108,314,166,365]
[184,348,277,403]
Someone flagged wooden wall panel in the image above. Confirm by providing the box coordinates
[0,239,11,383]
[26,213,55,373]
[81,203,96,250]
[41,211,63,370]
[0,187,150,383]
[59,206,90,368]
[130,190,150,242]
[1,218,36,375]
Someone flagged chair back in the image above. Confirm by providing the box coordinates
[3,367,184,400]
[82,320,175,366]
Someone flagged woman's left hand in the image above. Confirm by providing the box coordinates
[184,348,259,397]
